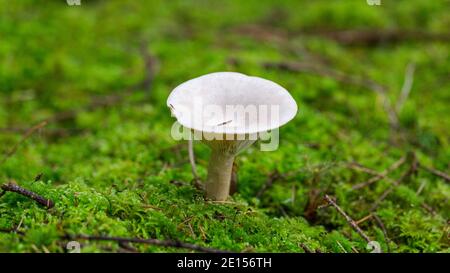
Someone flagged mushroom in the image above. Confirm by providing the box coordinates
[167,72,297,201]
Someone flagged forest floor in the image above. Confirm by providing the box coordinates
[0,0,449,253]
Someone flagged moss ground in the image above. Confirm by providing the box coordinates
[0,0,449,252]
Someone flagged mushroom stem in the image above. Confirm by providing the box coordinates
[205,149,235,201]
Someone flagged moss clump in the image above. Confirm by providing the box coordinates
[0,0,448,253]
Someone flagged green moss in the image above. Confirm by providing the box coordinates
[0,0,448,253]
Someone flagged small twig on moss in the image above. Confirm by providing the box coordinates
[308,29,450,46]
[170,180,190,187]
[34,173,44,182]
[304,188,322,222]
[256,170,281,198]
[355,214,373,225]
[139,42,158,92]
[0,121,47,165]
[0,227,25,236]
[351,246,359,253]
[118,241,140,253]
[298,242,313,253]
[419,164,450,182]
[65,234,232,253]
[416,181,426,195]
[206,200,242,205]
[372,213,391,252]
[16,215,25,232]
[0,127,83,138]
[193,179,205,192]
[351,156,406,190]
[370,153,418,212]
[421,203,437,216]
[348,162,385,177]
[324,194,371,243]
[0,182,55,209]
[336,241,347,253]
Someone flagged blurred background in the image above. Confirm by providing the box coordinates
[0,0,449,253]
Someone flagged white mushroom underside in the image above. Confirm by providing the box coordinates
[167,72,298,135]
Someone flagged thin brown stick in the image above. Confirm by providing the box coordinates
[349,163,396,190]
[118,241,139,253]
[0,127,83,138]
[0,227,25,236]
[298,242,313,253]
[351,156,406,190]
[324,194,371,243]
[355,214,373,225]
[370,153,418,212]
[372,213,391,252]
[416,181,426,195]
[234,24,450,49]
[139,43,158,92]
[348,162,383,177]
[0,182,55,209]
[66,234,232,253]
[0,121,47,164]
[307,29,450,46]
[421,203,437,216]
[336,241,347,253]
[420,164,450,182]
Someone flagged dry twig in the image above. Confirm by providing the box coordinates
[355,214,373,225]
[298,242,314,253]
[0,227,25,236]
[0,121,47,164]
[370,153,418,212]
[323,194,371,243]
[65,234,231,253]
[307,29,450,46]
[372,213,391,252]
[351,156,406,190]
[420,165,450,182]
[0,182,55,209]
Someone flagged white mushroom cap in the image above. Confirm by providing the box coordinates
[167,72,298,135]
